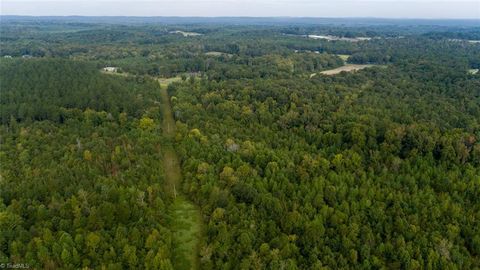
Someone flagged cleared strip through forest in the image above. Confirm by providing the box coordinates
[159,81,203,270]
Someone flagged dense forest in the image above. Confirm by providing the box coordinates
[1,59,178,269]
[1,17,479,269]
[169,63,480,269]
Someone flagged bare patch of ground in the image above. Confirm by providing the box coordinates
[205,51,233,57]
[319,64,383,75]
[170,30,202,37]
[468,69,479,75]
[308,35,372,42]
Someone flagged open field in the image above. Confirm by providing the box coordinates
[205,51,233,57]
[319,64,383,75]
[448,39,480,44]
[468,69,479,74]
[284,33,375,42]
[170,30,202,37]
[308,34,372,42]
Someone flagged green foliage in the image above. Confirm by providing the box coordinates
[1,20,480,269]
[169,46,480,268]
[0,59,159,124]
[0,60,174,269]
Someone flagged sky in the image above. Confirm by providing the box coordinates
[1,0,479,19]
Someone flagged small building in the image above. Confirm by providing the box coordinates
[22,55,33,59]
[3,55,12,58]
[103,67,118,73]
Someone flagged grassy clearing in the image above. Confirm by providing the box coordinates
[158,77,182,88]
[159,84,177,137]
[163,146,202,270]
[163,149,180,197]
[159,80,203,270]
[104,72,183,88]
[163,148,202,270]
[337,54,350,62]
[171,197,202,270]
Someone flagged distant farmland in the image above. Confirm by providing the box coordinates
[319,64,381,75]
[169,30,202,37]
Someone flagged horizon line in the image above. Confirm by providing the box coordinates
[2,15,480,20]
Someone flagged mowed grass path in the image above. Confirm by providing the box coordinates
[159,80,202,270]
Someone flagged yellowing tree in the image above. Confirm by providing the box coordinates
[139,116,155,130]
[83,150,92,161]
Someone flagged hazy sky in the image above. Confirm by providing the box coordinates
[1,0,479,19]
